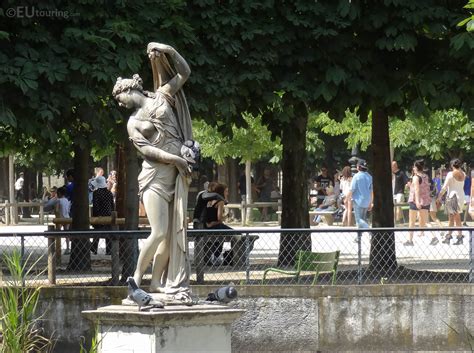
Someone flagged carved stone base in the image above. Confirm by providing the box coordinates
[82,304,244,353]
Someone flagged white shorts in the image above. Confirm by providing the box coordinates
[393,193,404,204]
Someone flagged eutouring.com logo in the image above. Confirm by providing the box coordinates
[4,6,78,19]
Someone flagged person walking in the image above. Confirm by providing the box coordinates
[56,187,71,254]
[437,158,466,245]
[348,160,373,229]
[392,161,408,223]
[339,166,353,226]
[404,160,436,246]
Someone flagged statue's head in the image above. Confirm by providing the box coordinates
[112,74,144,108]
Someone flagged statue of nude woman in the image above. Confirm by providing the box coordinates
[112,43,194,303]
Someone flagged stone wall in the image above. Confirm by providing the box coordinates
[37,284,474,352]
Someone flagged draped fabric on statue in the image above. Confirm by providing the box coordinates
[151,54,193,142]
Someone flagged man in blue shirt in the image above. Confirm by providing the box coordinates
[349,159,373,228]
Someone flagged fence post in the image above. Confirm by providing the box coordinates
[4,201,10,225]
[470,229,473,284]
[12,202,18,225]
[241,200,246,227]
[39,204,44,225]
[20,234,25,286]
[55,221,62,265]
[111,211,120,285]
[195,232,205,284]
[245,232,250,284]
[48,236,56,285]
[357,229,362,285]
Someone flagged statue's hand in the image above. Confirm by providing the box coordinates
[174,156,191,178]
[147,42,172,59]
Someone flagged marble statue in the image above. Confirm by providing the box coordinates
[112,43,195,304]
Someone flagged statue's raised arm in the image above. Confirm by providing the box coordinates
[147,42,191,96]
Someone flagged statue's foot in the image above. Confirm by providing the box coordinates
[148,285,166,293]
[173,292,194,306]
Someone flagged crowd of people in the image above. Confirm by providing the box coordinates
[39,167,117,255]
[308,158,474,246]
[13,157,474,256]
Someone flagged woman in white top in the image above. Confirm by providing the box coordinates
[340,166,353,226]
[437,159,465,245]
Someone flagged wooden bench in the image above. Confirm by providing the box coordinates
[394,202,409,224]
[309,210,338,226]
[1,201,45,225]
[188,232,259,283]
[276,209,338,226]
[225,200,282,225]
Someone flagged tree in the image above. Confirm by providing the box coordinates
[194,112,280,209]
[1,1,196,270]
[458,0,474,31]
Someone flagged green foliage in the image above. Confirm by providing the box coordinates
[0,251,53,353]
[409,109,474,160]
[458,0,474,32]
[193,113,281,165]
[79,325,99,353]
[313,108,473,161]
[311,109,372,151]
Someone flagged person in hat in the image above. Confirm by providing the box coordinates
[347,159,373,229]
[90,176,115,255]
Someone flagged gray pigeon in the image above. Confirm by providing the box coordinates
[126,277,161,311]
[206,286,238,304]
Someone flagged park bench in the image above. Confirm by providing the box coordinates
[394,202,409,224]
[188,231,259,284]
[309,209,339,226]
[46,217,258,286]
[225,200,282,225]
[276,209,339,226]
[1,201,45,225]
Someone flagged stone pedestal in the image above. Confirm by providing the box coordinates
[82,304,244,353]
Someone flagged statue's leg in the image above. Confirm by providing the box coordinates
[149,200,173,292]
[133,190,169,288]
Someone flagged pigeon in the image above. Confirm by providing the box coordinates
[206,286,238,304]
[126,277,163,311]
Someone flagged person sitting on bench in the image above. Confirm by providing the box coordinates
[204,183,233,265]
[312,186,337,225]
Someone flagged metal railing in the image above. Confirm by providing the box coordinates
[0,227,472,286]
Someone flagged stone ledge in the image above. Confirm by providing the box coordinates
[83,304,244,327]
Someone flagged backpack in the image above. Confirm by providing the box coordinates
[193,191,223,229]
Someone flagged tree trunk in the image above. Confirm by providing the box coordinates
[120,139,139,281]
[226,157,239,203]
[278,105,311,266]
[67,142,91,271]
[0,158,8,200]
[368,108,397,275]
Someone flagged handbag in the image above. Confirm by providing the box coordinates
[444,193,459,215]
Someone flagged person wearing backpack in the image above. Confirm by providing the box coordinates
[192,181,224,229]
[204,183,233,265]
